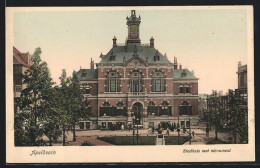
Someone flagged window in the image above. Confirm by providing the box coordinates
[147,101,156,115]
[180,84,184,93]
[86,122,90,129]
[105,71,120,92]
[181,121,185,128]
[110,55,115,61]
[154,55,160,61]
[82,72,87,77]
[186,121,190,128]
[79,122,84,129]
[181,71,187,77]
[152,71,165,92]
[100,102,110,116]
[116,102,127,116]
[160,101,171,115]
[185,84,190,93]
[86,84,90,94]
[179,101,192,115]
[130,71,142,92]
[180,84,191,94]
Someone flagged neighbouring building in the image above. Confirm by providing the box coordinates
[76,10,199,130]
[205,61,248,133]
[13,46,31,98]
[235,62,248,125]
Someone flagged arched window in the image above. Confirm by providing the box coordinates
[160,101,171,115]
[116,102,126,116]
[152,71,165,92]
[179,101,192,115]
[130,70,143,92]
[105,71,120,92]
[100,102,111,116]
[147,101,156,116]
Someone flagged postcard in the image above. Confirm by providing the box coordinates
[6,6,254,163]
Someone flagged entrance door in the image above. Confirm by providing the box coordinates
[132,102,143,125]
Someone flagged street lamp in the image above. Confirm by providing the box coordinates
[132,112,135,145]
[189,118,191,145]
[136,117,139,145]
[177,116,180,145]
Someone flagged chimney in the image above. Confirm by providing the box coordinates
[174,57,178,69]
[113,36,117,47]
[90,58,94,69]
[150,37,154,48]
[238,61,241,68]
[179,64,182,70]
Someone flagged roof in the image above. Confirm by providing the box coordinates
[173,69,198,80]
[76,69,98,81]
[98,43,172,65]
[13,46,31,68]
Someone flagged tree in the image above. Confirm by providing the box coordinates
[58,70,91,144]
[42,86,62,146]
[69,71,88,141]
[58,69,72,146]
[18,47,53,146]
[227,90,248,143]
[208,90,221,140]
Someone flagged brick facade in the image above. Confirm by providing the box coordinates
[76,10,199,130]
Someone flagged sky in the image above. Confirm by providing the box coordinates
[12,7,250,94]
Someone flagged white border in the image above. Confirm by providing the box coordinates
[6,6,255,163]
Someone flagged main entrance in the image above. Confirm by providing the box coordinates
[132,102,143,125]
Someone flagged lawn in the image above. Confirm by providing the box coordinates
[97,136,190,145]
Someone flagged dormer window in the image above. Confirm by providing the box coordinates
[110,55,115,61]
[154,55,160,61]
[82,72,87,77]
[181,71,187,77]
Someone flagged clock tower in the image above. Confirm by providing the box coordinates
[126,10,141,43]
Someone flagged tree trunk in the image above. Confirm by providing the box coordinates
[49,137,52,146]
[73,125,76,142]
[63,129,66,146]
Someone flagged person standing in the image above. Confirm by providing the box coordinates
[192,131,195,138]
[206,127,209,137]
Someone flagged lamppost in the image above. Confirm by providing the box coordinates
[177,116,180,145]
[136,117,139,145]
[136,107,139,145]
[132,112,135,145]
[189,117,191,145]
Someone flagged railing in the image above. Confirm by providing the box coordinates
[128,92,146,96]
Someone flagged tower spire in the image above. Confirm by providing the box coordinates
[126,10,141,43]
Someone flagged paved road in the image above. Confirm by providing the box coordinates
[43,124,231,146]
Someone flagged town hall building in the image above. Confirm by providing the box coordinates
[76,10,199,130]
